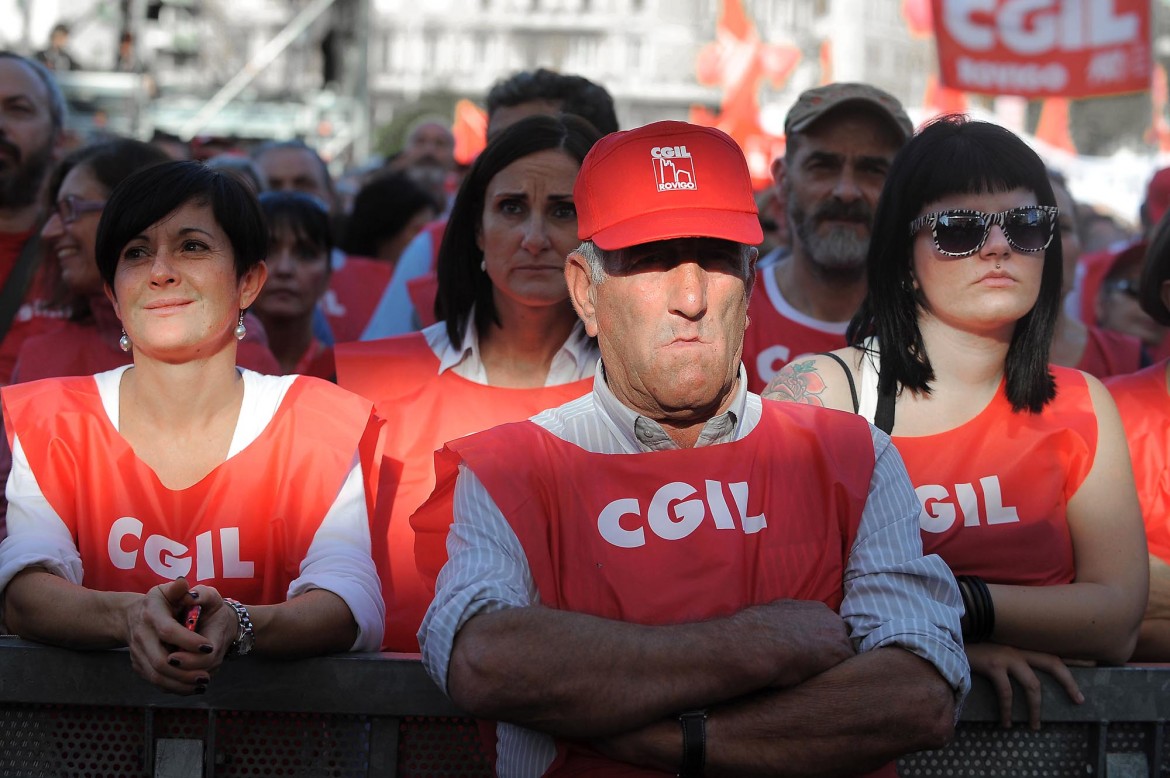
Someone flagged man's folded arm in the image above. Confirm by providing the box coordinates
[419,463,855,738]
[594,646,956,777]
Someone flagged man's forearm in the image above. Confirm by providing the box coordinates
[596,647,956,777]
[447,599,854,738]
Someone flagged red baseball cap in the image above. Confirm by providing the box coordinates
[574,121,762,251]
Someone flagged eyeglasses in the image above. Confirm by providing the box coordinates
[52,195,106,224]
[909,205,1058,258]
[1103,279,1141,299]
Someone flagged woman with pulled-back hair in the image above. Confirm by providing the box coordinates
[765,115,1147,728]
[336,114,603,651]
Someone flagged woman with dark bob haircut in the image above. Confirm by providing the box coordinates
[766,115,1146,727]
[0,161,385,695]
[1108,209,1170,661]
[336,113,603,651]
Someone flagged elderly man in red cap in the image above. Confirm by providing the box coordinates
[416,121,969,777]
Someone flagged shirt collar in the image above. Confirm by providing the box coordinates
[436,309,484,375]
[593,361,749,452]
[436,305,595,378]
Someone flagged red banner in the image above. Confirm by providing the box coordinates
[932,0,1151,98]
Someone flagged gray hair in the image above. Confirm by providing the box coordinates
[573,240,612,285]
[573,239,756,285]
[0,52,67,133]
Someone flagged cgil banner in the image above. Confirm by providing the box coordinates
[931,0,1151,98]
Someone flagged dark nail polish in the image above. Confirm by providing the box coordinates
[198,644,213,654]
[194,685,207,695]
[196,676,210,685]
[188,590,199,599]
[168,658,181,668]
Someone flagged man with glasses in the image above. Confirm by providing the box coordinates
[416,120,968,777]
[0,52,67,384]
[743,83,911,392]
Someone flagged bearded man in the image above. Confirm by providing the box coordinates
[742,83,910,392]
[0,52,67,383]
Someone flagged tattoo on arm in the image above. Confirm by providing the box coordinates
[762,360,828,406]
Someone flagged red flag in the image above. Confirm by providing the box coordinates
[1035,97,1076,154]
[692,0,799,188]
[452,99,487,167]
[922,73,969,120]
[902,0,933,38]
[931,0,1151,98]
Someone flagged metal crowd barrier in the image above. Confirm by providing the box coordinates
[0,636,1167,777]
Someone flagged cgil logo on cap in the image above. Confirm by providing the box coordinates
[650,145,697,192]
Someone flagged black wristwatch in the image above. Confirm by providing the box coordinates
[677,708,707,777]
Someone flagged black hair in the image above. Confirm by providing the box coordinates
[48,138,170,201]
[435,114,602,345]
[96,161,267,289]
[258,190,334,272]
[1140,210,1170,325]
[485,68,618,136]
[341,171,440,258]
[846,115,1062,413]
[41,139,170,316]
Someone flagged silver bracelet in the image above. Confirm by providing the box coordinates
[222,598,255,657]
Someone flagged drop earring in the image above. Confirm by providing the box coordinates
[480,259,486,272]
[234,311,247,340]
[119,330,131,352]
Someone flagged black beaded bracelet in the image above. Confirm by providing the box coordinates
[956,574,995,643]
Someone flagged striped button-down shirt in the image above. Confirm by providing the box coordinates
[418,364,970,777]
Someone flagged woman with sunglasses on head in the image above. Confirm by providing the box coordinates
[1106,210,1170,661]
[14,139,279,383]
[765,115,1147,728]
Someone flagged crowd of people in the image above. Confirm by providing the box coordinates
[1,44,1169,776]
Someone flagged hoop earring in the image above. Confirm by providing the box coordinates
[234,311,247,341]
[119,330,131,352]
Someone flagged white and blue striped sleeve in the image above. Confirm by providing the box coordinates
[838,427,972,701]
[417,461,537,695]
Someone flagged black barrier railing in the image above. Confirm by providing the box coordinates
[0,636,1167,777]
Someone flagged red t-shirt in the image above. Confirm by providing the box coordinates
[0,230,67,384]
[742,267,848,393]
[321,254,393,343]
[1107,361,1170,563]
[893,367,1096,586]
[1077,325,1142,379]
